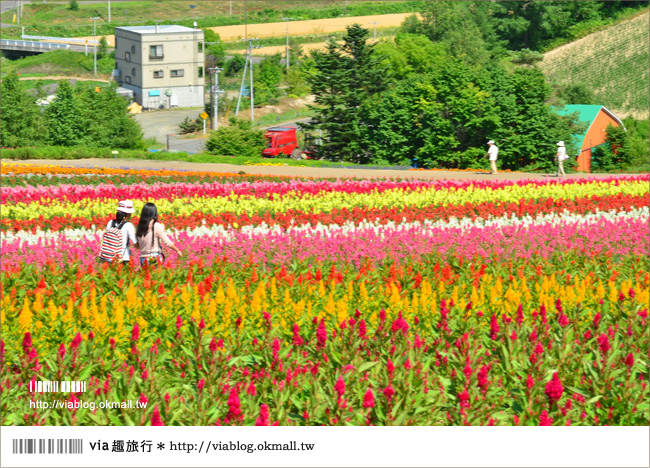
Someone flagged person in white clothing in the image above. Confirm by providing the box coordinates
[485,140,499,174]
[555,141,568,177]
[101,200,139,264]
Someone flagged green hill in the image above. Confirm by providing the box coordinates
[539,11,649,119]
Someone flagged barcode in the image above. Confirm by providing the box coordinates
[12,439,83,454]
[29,380,87,393]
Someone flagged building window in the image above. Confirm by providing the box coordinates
[198,66,203,78]
[149,45,164,59]
[125,51,131,62]
[132,68,136,77]
[154,70,164,78]
[170,69,184,77]
[131,45,136,54]
[125,76,131,84]
[198,41,203,53]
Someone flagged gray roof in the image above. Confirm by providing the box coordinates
[116,25,199,34]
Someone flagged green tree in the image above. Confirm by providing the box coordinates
[75,82,143,149]
[400,1,490,66]
[225,54,246,77]
[306,24,390,162]
[254,53,284,104]
[68,0,79,11]
[359,60,501,168]
[205,117,265,157]
[0,71,43,147]
[98,36,109,59]
[203,29,226,67]
[44,81,84,146]
[487,66,579,171]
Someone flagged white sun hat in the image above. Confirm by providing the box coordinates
[487,140,495,144]
[117,200,135,214]
[557,141,565,146]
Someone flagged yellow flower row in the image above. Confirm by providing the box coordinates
[2,272,647,354]
[5,179,647,220]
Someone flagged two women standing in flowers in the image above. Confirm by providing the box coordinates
[100,200,181,266]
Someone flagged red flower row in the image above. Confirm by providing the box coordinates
[2,193,647,233]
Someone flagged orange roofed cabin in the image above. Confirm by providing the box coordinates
[555,105,626,172]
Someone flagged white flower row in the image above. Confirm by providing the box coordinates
[2,206,648,245]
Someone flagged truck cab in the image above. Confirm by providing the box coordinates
[262,127,299,158]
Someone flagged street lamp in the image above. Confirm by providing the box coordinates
[281,17,294,69]
[108,0,111,23]
[91,17,100,75]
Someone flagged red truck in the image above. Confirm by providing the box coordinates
[262,127,316,160]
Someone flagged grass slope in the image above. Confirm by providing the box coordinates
[0,50,114,79]
[539,12,650,119]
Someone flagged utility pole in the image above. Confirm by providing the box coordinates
[235,38,260,122]
[229,0,232,16]
[91,17,100,75]
[281,17,293,69]
[108,0,111,22]
[368,21,380,41]
[209,67,224,130]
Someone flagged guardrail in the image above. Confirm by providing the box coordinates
[0,40,71,50]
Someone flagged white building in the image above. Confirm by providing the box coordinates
[114,25,204,109]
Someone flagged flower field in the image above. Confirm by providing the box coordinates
[1,163,648,426]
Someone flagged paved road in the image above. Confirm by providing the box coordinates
[133,107,205,147]
[10,159,645,180]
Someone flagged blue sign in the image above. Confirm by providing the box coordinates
[148,90,161,96]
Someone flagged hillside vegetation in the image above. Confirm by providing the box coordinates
[539,12,649,119]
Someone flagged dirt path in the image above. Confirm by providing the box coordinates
[9,159,645,181]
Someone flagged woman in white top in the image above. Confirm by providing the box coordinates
[101,200,139,264]
[485,140,499,174]
[556,141,568,177]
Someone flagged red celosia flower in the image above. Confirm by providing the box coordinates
[597,333,611,353]
[176,315,183,329]
[164,393,170,405]
[593,312,602,328]
[490,314,500,340]
[358,319,367,339]
[526,374,535,390]
[539,410,553,426]
[316,319,327,348]
[70,332,82,351]
[477,366,488,389]
[458,389,470,408]
[334,376,345,398]
[227,388,243,422]
[534,341,544,355]
[197,378,205,392]
[199,318,205,330]
[151,405,164,426]
[209,337,218,353]
[58,343,66,360]
[625,353,634,368]
[516,304,524,326]
[363,388,375,409]
[558,314,569,327]
[383,385,395,400]
[22,332,33,354]
[131,323,140,342]
[255,404,270,426]
[545,372,564,403]
[138,393,148,405]
[292,323,303,347]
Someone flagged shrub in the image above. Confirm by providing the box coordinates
[205,118,266,158]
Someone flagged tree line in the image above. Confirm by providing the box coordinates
[1,72,143,149]
[301,0,648,171]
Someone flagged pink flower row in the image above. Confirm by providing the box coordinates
[2,217,647,271]
[3,175,646,205]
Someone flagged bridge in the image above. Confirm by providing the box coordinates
[0,39,91,58]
